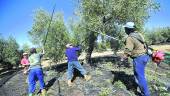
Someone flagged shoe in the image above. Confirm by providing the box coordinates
[41,89,47,96]
[84,75,91,81]
[67,80,73,87]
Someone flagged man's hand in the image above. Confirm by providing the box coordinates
[121,54,128,61]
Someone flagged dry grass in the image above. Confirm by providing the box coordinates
[78,50,114,60]
[151,44,170,52]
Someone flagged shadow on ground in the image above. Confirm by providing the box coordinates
[111,71,142,96]
[46,77,57,90]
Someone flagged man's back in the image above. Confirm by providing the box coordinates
[125,32,146,57]
[29,53,43,69]
[65,46,81,62]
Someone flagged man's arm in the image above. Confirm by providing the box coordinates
[74,46,81,51]
[123,37,134,58]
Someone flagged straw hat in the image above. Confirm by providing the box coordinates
[23,52,28,55]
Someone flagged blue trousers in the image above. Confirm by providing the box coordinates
[28,68,45,93]
[133,54,150,96]
[67,61,86,80]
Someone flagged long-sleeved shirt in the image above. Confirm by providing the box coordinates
[28,53,43,69]
[124,32,146,58]
[65,46,81,62]
[20,58,29,65]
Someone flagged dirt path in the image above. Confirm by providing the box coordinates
[0,71,28,96]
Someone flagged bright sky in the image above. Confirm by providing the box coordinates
[0,0,170,47]
[145,0,170,29]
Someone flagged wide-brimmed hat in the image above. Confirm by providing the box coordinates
[23,52,28,55]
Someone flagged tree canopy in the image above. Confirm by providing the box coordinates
[73,0,159,63]
[28,0,160,64]
[28,10,69,62]
[0,36,20,69]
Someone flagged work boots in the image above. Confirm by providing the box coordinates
[84,75,91,81]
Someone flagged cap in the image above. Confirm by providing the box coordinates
[124,22,135,28]
[66,44,72,48]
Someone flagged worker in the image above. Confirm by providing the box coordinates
[123,22,150,96]
[65,44,91,86]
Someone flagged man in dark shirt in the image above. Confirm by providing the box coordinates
[65,44,91,86]
[123,22,150,96]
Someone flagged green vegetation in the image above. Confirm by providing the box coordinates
[26,0,160,64]
[22,43,30,52]
[28,10,69,62]
[145,27,170,44]
[113,80,126,89]
[1,0,167,71]
[99,87,112,96]
[0,36,20,69]
[74,0,159,64]
[1,0,170,96]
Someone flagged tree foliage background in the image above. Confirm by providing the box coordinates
[28,9,69,62]
[1,0,169,70]
[22,43,30,52]
[73,0,159,64]
[0,35,20,69]
[27,0,160,64]
[145,27,170,44]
